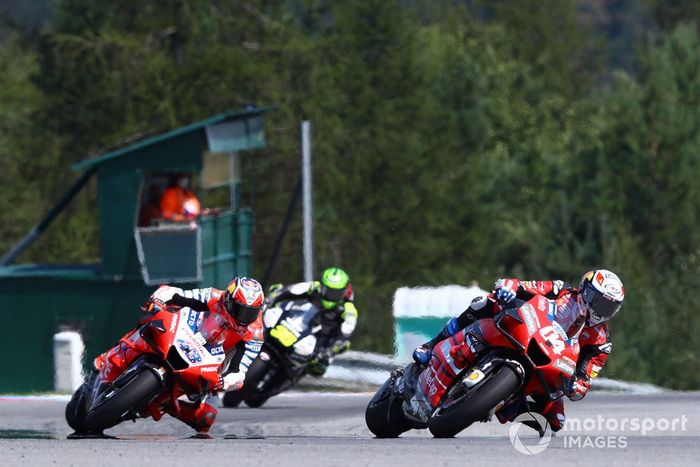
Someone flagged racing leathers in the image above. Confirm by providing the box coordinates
[413,279,612,432]
[266,280,359,375]
[94,285,263,433]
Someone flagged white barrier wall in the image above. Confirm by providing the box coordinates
[53,331,85,393]
[392,285,488,362]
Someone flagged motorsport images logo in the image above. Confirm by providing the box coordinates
[509,412,552,455]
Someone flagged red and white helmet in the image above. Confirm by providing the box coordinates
[577,270,624,326]
[220,277,264,326]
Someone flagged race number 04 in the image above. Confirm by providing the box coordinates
[539,326,565,355]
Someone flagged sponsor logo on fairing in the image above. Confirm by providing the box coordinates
[193,332,207,346]
[551,321,569,342]
[464,369,485,387]
[187,311,199,329]
[177,339,202,363]
[554,358,576,377]
[521,305,537,333]
[424,370,439,396]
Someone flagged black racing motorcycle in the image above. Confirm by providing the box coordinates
[222,299,322,408]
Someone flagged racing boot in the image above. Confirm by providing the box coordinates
[531,395,566,432]
[496,397,528,424]
[412,296,493,364]
[412,317,461,364]
[496,398,548,437]
[170,401,218,434]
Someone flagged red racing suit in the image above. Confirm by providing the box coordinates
[95,286,263,433]
[454,279,612,431]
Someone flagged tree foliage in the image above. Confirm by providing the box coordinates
[1,0,700,388]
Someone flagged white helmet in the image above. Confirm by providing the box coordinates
[577,269,624,326]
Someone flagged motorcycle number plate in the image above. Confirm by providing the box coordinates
[270,325,298,347]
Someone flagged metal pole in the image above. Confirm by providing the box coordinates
[262,176,302,289]
[301,120,314,282]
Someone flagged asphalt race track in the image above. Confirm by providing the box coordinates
[0,391,698,466]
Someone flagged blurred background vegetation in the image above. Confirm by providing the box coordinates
[1,0,699,389]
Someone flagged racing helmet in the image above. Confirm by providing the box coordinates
[577,270,624,326]
[319,267,350,310]
[221,277,265,325]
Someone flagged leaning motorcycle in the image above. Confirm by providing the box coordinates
[66,302,228,434]
[222,299,320,408]
[365,295,580,438]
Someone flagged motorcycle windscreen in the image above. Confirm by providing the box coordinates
[199,312,230,346]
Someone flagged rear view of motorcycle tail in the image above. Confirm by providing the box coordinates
[223,299,322,408]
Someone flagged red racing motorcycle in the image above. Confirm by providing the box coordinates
[66,301,229,434]
[366,295,580,437]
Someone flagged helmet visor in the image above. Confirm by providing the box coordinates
[319,284,346,303]
[581,283,621,321]
[227,302,261,326]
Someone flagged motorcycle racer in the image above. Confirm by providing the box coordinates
[412,269,624,432]
[265,267,358,376]
[92,276,265,434]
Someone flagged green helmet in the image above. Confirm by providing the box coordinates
[319,267,350,310]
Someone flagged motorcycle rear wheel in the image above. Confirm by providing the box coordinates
[243,395,270,408]
[221,387,245,408]
[428,365,520,438]
[84,369,161,432]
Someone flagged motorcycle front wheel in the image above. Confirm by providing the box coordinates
[65,378,92,432]
[365,374,413,438]
[241,358,272,408]
[84,369,161,432]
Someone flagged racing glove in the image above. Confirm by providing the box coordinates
[221,372,245,392]
[567,376,590,401]
[331,341,351,356]
[143,285,180,312]
[265,283,283,306]
[308,351,331,377]
[493,279,519,305]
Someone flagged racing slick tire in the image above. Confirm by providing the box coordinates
[222,388,245,408]
[365,376,413,438]
[240,358,271,408]
[84,369,161,432]
[65,382,90,432]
